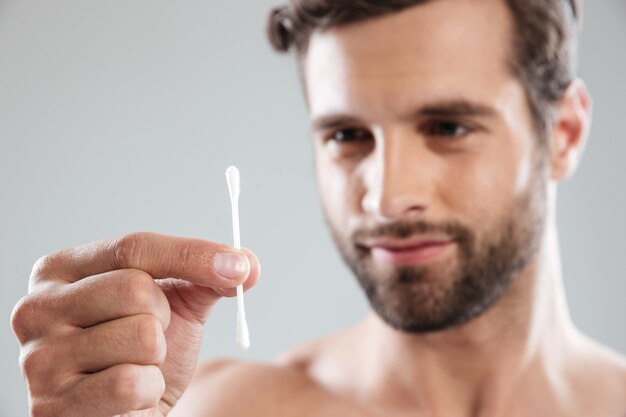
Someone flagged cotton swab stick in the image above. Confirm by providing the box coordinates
[225,165,250,350]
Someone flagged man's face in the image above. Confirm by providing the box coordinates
[304,0,548,333]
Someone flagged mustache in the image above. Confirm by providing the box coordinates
[352,220,473,244]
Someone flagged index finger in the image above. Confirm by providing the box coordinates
[30,232,255,288]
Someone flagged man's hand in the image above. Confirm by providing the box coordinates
[10,232,260,417]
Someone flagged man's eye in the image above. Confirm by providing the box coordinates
[328,128,373,143]
[421,121,471,138]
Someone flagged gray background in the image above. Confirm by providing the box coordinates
[1,0,624,415]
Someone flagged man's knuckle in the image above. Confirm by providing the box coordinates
[110,366,144,408]
[114,232,149,269]
[11,296,43,343]
[12,291,65,343]
[19,350,35,378]
[20,344,50,379]
[31,254,55,278]
[11,296,31,340]
[30,400,58,417]
[124,271,157,309]
[135,315,165,363]
[30,252,66,286]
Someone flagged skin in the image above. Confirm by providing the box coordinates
[11,232,261,417]
[11,0,626,416]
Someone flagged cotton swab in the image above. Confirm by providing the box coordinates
[225,165,250,350]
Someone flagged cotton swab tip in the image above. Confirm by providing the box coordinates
[236,311,250,350]
[225,166,240,202]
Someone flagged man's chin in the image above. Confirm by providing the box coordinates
[370,282,490,334]
[377,311,473,334]
[353,262,481,334]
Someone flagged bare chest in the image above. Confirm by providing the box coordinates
[257,390,626,417]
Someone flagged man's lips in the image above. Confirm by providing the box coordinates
[362,237,455,266]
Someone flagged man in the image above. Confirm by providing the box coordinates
[10,0,626,416]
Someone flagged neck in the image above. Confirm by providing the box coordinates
[357,220,580,416]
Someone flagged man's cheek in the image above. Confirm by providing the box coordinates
[450,160,515,216]
[437,171,488,223]
[322,168,351,211]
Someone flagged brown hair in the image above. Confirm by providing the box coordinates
[266,0,582,138]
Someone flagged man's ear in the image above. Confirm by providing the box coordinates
[549,78,592,181]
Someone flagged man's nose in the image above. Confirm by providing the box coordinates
[361,133,436,221]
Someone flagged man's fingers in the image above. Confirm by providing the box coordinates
[14,270,171,342]
[30,232,255,289]
[15,232,261,417]
[62,315,165,374]
[64,269,171,329]
[17,242,260,342]
[64,364,165,417]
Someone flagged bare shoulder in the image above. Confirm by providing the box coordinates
[586,337,626,385]
[572,334,626,415]
[597,343,626,400]
[170,358,323,417]
[275,334,329,369]
[170,327,366,417]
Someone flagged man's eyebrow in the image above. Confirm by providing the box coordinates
[311,100,498,132]
[311,114,364,132]
[411,100,498,119]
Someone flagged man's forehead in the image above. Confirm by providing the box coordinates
[302,0,515,121]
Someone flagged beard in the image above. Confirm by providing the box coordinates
[326,174,547,334]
